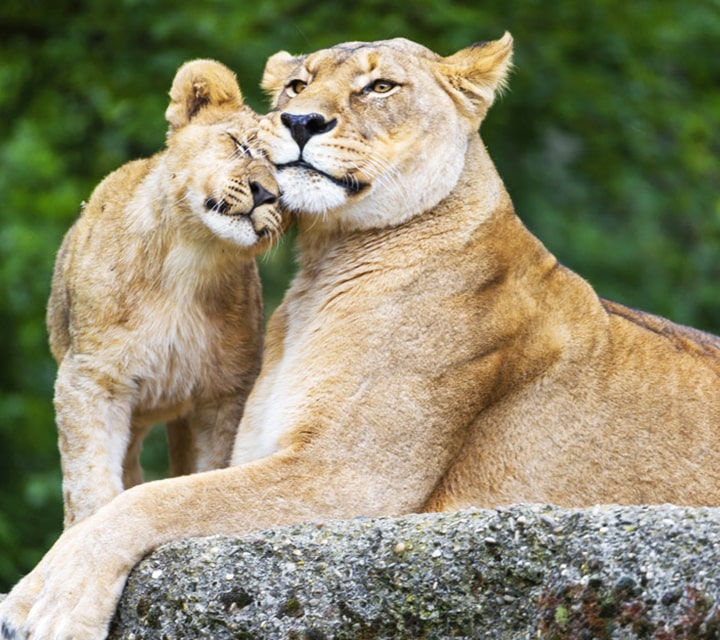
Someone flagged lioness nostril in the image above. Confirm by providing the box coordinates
[250,182,277,208]
[307,114,335,133]
[281,112,336,150]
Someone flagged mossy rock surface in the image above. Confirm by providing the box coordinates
[109,505,720,639]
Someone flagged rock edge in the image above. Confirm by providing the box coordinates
[109,504,720,639]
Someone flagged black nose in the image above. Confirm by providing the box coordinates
[280,112,337,150]
[250,182,277,208]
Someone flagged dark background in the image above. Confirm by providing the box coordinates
[1,0,718,590]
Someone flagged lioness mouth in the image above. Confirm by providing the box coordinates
[277,160,369,195]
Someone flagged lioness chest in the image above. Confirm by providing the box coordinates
[233,227,498,463]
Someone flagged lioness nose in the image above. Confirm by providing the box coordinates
[250,181,277,208]
[280,112,337,150]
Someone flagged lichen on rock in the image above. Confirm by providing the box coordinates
[109,505,720,639]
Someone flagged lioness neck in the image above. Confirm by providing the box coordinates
[296,133,514,269]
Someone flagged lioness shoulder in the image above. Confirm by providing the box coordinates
[48,59,285,527]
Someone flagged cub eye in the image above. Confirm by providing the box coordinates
[366,79,397,94]
[286,79,307,97]
[227,133,252,157]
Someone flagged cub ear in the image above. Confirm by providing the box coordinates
[261,51,305,106]
[436,32,514,122]
[165,59,244,133]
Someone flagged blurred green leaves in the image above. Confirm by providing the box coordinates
[0,0,718,591]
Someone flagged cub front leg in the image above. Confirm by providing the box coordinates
[166,417,194,477]
[121,423,153,489]
[167,396,245,476]
[54,355,132,528]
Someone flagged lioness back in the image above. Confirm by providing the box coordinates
[602,297,720,366]
[49,59,285,528]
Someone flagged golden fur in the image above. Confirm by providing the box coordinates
[47,59,283,527]
[2,35,719,639]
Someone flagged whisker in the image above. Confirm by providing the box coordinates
[347,150,407,206]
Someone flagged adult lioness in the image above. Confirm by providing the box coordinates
[2,34,720,640]
[48,59,284,528]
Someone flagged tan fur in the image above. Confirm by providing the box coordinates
[46,59,284,528]
[2,35,719,639]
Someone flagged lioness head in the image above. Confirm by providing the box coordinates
[257,34,512,232]
[164,59,284,249]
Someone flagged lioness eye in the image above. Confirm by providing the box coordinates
[287,79,307,97]
[367,79,397,94]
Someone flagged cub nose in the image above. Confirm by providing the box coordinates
[280,112,337,150]
[250,181,277,208]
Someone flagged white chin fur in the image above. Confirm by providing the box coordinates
[201,212,260,247]
[277,166,349,215]
[275,134,469,232]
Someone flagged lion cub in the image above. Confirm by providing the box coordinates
[47,59,284,528]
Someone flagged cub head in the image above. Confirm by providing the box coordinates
[257,34,513,233]
[163,59,286,251]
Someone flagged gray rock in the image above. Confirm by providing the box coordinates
[109,504,720,639]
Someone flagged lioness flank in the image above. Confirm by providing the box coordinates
[47,59,284,528]
[1,34,719,640]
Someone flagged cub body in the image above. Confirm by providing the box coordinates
[47,59,283,527]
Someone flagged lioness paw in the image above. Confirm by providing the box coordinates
[0,516,129,640]
[1,620,19,640]
[0,587,110,640]
[0,598,28,640]
[0,570,45,640]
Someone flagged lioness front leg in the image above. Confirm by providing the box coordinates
[0,441,437,640]
[54,356,132,528]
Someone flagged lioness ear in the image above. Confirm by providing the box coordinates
[436,32,514,122]
[165,59,244,133]
[261,51,305,106]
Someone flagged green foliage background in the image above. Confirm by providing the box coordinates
[0,0,718,590]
